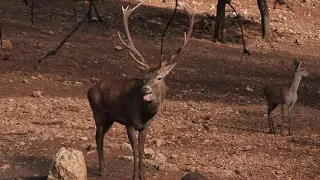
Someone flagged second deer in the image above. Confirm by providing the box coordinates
[264,61,310,135]
[87,1,195,179]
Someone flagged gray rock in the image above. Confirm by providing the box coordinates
[115,45,123,51]
[48,147,87,180]
[32,91,42,97]
[0,39,13,60]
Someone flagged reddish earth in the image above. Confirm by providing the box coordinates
[0,0,319,180]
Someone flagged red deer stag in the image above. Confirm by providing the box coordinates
[264,61,310,135]
[87,1,195,179]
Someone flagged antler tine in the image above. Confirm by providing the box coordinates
[162,6,195,66]
[118,1,149,69]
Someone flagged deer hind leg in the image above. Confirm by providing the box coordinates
[94,112,114,176]
[127,126,139,180]
[268,103,278,133]
[138,129,148,180]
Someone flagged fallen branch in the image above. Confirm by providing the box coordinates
[226,1,251,61]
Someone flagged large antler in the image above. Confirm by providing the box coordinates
[161,7,195,66]
[118,1,149,69]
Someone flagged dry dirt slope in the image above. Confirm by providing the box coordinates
[0,0,320,179]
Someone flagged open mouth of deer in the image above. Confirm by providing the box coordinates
[143,92,153,101]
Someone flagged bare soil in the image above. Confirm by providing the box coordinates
[0,0,319,180]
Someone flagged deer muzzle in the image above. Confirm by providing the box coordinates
[141,86,153,102]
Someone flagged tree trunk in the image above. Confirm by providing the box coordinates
[257,0,272,41]
[88,0,97,22]
[213,0,226,42]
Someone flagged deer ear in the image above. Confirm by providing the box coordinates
[162,63,177,76]
[295,61,302,70]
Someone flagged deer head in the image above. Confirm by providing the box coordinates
[294,61,310,77]
[118,1,195,102]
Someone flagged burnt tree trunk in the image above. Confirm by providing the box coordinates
[213,0,226,42]
[257,0,272,41]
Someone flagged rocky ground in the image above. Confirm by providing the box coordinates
[0,0,319,179]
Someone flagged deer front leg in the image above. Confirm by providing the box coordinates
[138,129,148,180]
[127,126,139,180]
[267,106,275,133]
[280,104,288,135]
[288,102,296,136]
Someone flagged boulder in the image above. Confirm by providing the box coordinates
[0,39,13,60]
[47,147,87,180]
[181,172,209,180]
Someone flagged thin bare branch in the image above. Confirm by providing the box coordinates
[37,17,87,63]
[160,0,178,57]
[162,7,195,65]
[92,0,109,30]
[0,25,2,46]
[226,2,251,61]
[37,0,108,64]
[119,1,149,69]
[31,0,34,25]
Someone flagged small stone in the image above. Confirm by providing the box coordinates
[0,164,10,171]
[120,142,131,150]
[244,85,253,92]
[48,31,54,35]
[86,143,97,151]
[22,79,29,83]
[81,137,88,141]
[294,38,303,45]
[121,155,134,162]
[75,81,83,86]
[90,77,99,83]
[241,145,253,151]
[115,45,123,51]
[275,170,284,174]
[170,154,178,159]
[19,141,26,146]
[90,17,99,22]
[156,139,164,147]
[28,137,38,141]
[32,91,42,97]
[30,76,37,80]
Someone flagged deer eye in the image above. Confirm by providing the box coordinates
[157,77,162,80]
